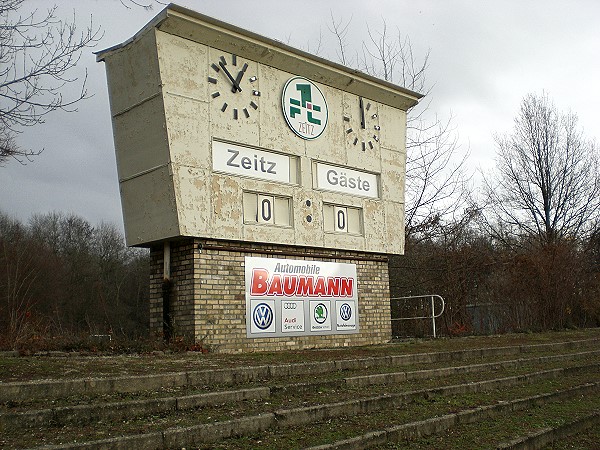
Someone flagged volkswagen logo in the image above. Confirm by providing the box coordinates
[340,303,352,321]
[253,303,273,330]
[314,303,328,324]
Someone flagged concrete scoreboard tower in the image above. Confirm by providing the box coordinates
[97,4,421,352]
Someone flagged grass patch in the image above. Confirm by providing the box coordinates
[209,379,600,449]
[2,329,599,382]
[395,394,600,449]
[546,422,600,449]
[1,329,600,449]
[3,351,600,413]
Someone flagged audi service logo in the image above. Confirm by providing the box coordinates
[283,302,297,310]
[253,303,273,330]
[339,302,352,321]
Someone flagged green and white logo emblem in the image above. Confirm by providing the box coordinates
[282,76,328,140]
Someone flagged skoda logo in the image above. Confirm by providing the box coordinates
[314,303,328,324]
[253,303,273,330]
[340,303,352,321]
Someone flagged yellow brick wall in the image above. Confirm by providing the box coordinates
[150,238,391,353]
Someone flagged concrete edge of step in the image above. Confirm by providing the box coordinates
[8,359,599,431]
[21,380,600,449]
[343,351,600,387]
[305,383,600,450]
[0,386,271,430]
[2,337,599,403]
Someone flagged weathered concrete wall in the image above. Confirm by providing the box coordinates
[98,7,418,254]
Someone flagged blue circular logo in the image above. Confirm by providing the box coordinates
[340,303,352,321]
[253,303,273,330]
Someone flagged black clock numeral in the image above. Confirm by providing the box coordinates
[366,102,371,111]
[346,128,353,134]
[233,108,238,120]
[362,142,366,152]
[211,92,220,98]
[250,101,258,110]
[211,63,220,73]
[208,77,217,84]
[368,141,374,150]
[353,137,358,146]
[219,55,227,65]
[232,54,237,66]
[359,96,365,129]
[243,108,250,118]
[221,103,228,112]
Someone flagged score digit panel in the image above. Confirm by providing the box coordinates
[243,192,292,227]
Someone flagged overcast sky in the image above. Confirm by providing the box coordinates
[2,0,599,232]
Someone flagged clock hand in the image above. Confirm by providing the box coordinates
[219,61,242,92]
[232,63,248,93]
[359,96,366,129]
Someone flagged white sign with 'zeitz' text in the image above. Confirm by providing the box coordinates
[213,141,291,184]
[315,162,379,199]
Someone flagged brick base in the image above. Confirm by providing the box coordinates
[150,238,392,353]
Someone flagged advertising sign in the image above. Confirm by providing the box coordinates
[245,256,358,337]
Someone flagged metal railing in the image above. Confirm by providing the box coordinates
[391,294,445,338]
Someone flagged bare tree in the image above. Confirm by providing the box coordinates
[484,92,600,246]
[0,0,101,164]
[0,210,151,349]
[119,0,166,10]
[327,11,352,66]
[0,212,41,348]
[326,15,470,241]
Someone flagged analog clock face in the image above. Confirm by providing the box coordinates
[344,96,381,151]
[207,53,260,119]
